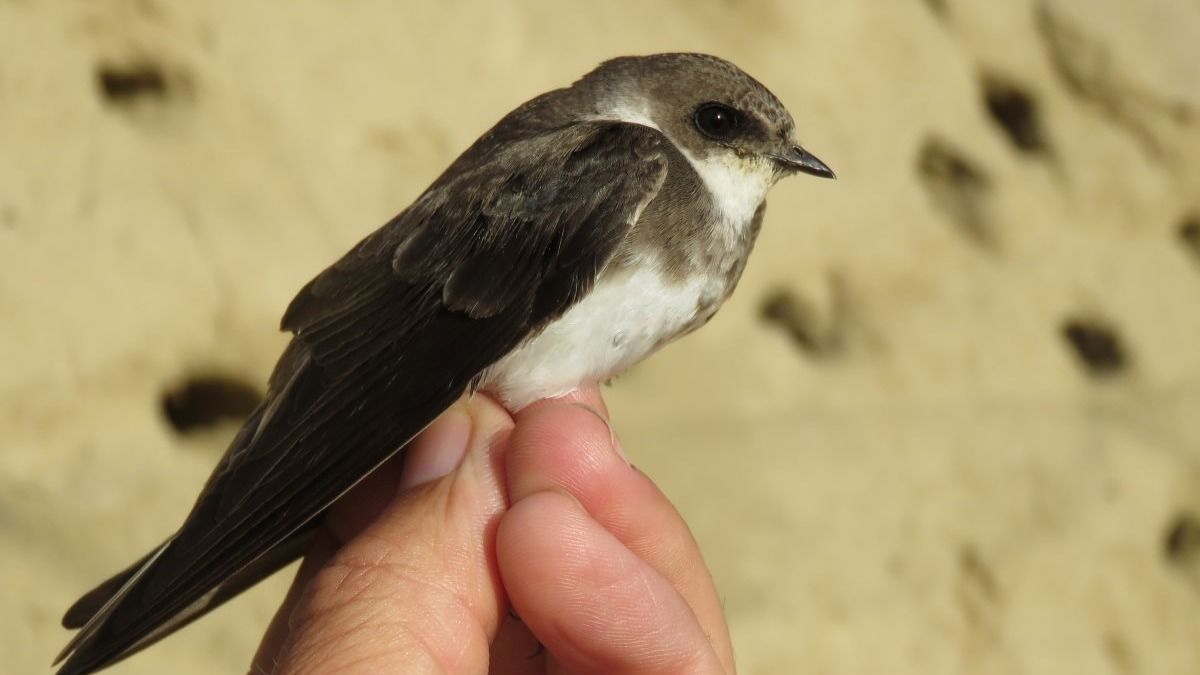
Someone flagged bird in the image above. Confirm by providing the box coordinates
[54,52,834,674]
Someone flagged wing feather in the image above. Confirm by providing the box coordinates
[56,121,668,675]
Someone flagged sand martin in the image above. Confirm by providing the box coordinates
[55,52,833,674]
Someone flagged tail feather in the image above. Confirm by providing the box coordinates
[54,541,174,669]
[54,526,316,675]
[62,549,157,630]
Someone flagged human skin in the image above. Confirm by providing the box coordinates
[250,386,735,675]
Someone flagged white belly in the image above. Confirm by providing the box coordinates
[481,261,719,410]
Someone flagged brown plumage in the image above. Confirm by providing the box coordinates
[56,53,832,674]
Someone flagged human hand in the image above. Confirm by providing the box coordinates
[251,386,734,674]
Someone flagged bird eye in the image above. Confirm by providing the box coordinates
[694,103,741,140]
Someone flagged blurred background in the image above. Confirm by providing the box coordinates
[3,0,1199,673]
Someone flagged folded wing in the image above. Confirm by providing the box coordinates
[56,121,668,675]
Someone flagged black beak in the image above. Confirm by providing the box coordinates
[772,145,836,179]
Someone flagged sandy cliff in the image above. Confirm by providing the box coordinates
[2,1,1198,673]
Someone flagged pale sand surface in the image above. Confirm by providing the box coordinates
[3,1,1199,673]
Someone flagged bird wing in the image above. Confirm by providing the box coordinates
[56,120,669,675]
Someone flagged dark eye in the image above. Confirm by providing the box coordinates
[694,103,741,140]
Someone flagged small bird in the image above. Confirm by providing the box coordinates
[55,52,833,674]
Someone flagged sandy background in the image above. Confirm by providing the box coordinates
[3,0,1200,673]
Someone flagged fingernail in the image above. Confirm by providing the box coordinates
[399,406,472,490]
[568,401,629,466]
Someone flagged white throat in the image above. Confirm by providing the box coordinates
[676,149,773,234]
[595,100,774,242]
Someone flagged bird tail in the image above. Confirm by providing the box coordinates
[54,527,316,675]
[54,398,312,675]
[61,550,158,630]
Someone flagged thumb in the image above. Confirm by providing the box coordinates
[255,395,515,675]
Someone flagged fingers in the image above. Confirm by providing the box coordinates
[500,391,734,673]
[253,395,515,675]
[252,531,339,670]
[253,410,470,669]
[253,386,734,675]
[497,492,725,675]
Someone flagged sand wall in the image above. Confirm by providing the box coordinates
[3,1,1199,672]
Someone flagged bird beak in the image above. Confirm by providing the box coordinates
[771,145,836,179]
